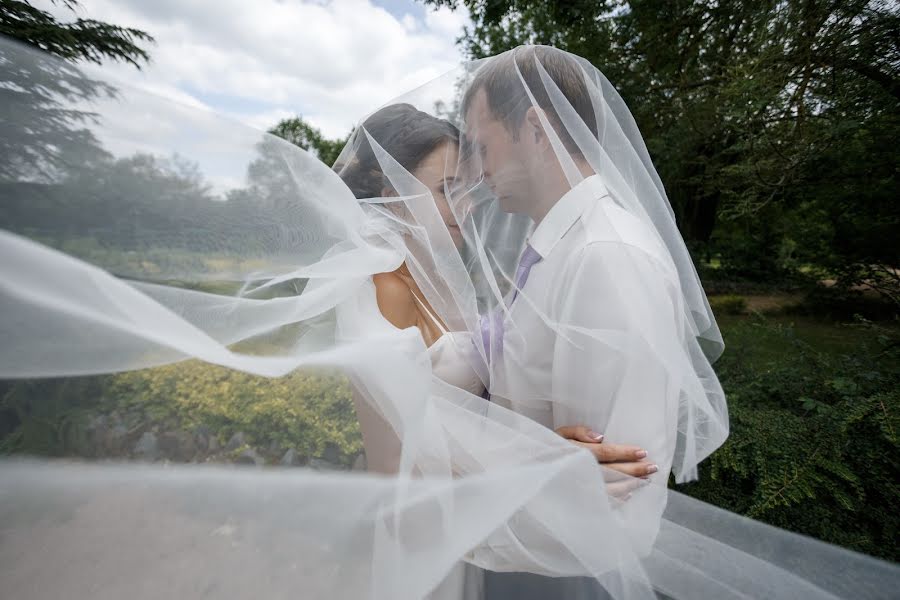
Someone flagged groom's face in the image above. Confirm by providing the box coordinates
[464,88,532,214]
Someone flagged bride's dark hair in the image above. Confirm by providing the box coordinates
[335,103,459,199]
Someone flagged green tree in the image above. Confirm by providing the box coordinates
[268,116,348,167]
[0,1,155,182]
[0,0,153,67]
[424,1,900,300]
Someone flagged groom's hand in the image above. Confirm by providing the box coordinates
[554,425,658,478]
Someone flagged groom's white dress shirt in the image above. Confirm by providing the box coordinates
[467,174,686,573]
[492,174,681,473]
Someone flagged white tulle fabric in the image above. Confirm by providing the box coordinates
[0,37,897,600]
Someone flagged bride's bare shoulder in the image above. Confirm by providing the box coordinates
[372,272,417,329]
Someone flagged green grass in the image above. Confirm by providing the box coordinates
[717,313,895,363]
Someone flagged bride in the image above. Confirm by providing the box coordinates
[0,37,897,600]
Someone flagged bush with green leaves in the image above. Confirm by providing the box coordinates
[108,362,360,463]
[0,376,107,456]
[678,316,899,561]
[1,362,362,466]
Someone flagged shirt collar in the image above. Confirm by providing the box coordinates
[528,174,609,258]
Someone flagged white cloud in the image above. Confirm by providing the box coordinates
[401,13,419,32]
[34,0,470,139]
[424,4,469,38]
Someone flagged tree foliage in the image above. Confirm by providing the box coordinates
[0,1,154,185]
[267,116,348,167]
[424,0,899,302]
[0,0,153,67]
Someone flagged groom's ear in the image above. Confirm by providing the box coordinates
[524,106,550,149]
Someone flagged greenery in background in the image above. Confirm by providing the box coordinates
[0,365,361,465]
[107,363,360,461]
[680,314,899,561]
[424,0,899,304]
[0,0,153,66]
[268,117,349,167]
[0,376,106,456]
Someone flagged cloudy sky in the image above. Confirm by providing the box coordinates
[35,0,470,139]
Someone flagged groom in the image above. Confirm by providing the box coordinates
[463,47,662,487]
[461,46,678,596]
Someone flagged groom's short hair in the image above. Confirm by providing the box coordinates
[462,45,598,156]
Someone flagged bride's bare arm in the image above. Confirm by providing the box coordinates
[351,387,403,474]
[351,273,415,474]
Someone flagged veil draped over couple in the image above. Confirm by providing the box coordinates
[0,37,897,599]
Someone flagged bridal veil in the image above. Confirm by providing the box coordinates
[0,37,896,599]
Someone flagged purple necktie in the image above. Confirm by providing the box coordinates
[480,244,542,363]
[510,243,542,304]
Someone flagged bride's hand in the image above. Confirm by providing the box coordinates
[555,425,656,501]
[554,425,657,478]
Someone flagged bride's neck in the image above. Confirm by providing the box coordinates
[395,262,411,278]
[393,262,419,292]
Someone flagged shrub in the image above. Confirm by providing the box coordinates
[106,362,361,464]
[678,316,900,561]
[0,376,107,456]
[1,362,362,466]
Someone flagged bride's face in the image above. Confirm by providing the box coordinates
[412,141,464,249]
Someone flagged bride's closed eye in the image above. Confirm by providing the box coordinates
[437,176,457,197]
